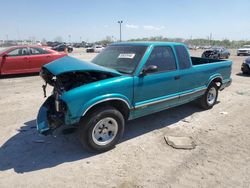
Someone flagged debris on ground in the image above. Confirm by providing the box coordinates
[164,136,196,149]
[220,111,228,115]
[236,91,245,95]
[181,119,191,123]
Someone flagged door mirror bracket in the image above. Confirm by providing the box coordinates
[140,65,158,76]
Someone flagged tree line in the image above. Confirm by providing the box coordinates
[95,36,250,48]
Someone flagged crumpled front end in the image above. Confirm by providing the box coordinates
[37,96,65,135]
[37,58,121,135]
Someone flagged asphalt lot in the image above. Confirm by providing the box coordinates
[0,48,250,188]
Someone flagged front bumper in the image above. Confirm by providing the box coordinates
[241,63,250,73]
[36,96,64,135]
[237,51,250,55]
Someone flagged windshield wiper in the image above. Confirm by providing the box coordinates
[117,70,128,74]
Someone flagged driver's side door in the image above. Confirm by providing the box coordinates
[1,47,30,75]
[133,46,180,118]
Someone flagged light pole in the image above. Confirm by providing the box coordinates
[68,34,71,44]
[117,20,123,42]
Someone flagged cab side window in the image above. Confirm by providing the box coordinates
[144,46,176,73]
[29,47,49,55]
[175,45,191,69]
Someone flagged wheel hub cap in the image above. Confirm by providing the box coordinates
[92,117,118,146]
[207,87,217,105]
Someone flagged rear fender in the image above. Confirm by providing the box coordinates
[206,74,223,88]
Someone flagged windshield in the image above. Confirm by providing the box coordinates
[92,45,147,74]
[211,47,222,51]
[243,45,250,48]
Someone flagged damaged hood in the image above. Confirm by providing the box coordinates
[43,56,122,76]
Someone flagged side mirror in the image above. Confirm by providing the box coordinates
[2,53,8,58]
[140,65,158,76]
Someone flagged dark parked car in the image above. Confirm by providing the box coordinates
[46,41,62,47]
[84,43,94,48]
[202,47,230,59]
[52,44,73,53]
[73,43,84,48]
[241,57,250,74]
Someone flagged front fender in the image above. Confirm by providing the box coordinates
[61,94,133,124]
[79,94,132,117]
[60,75,134,124]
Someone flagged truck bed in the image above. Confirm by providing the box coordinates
[191,57,225,66]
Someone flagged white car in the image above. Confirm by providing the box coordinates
[94,45,104,53]
[237,45,250,56]
[86,45,104,53]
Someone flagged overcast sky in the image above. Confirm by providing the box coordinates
[1,0,250,42]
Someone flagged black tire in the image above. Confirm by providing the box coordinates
[78,106,125,152]
[199,83,218,110]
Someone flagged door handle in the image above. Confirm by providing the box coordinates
[174,75,181,80]
[46,56,51,58]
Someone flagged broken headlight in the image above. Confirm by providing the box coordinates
[40,68,55,86]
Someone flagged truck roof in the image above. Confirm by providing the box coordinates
[111,41,185,47]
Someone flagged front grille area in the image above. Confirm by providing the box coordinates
[239,50,247,53]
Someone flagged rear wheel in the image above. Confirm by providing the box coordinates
[78,106,125,152]
[199,83,218,110]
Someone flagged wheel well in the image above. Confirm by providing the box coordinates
[83,100,130,121]
[210,77,222,88]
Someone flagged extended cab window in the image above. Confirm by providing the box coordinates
[144,46,176,72]
[175,45,191,69]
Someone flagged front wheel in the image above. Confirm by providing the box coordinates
[199,83,218,110]
[78,106,125,152]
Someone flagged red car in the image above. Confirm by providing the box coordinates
[0,46,67,75]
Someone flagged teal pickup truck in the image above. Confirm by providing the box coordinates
[37,42,232,151]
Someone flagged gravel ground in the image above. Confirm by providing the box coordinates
[0,48,249,188]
